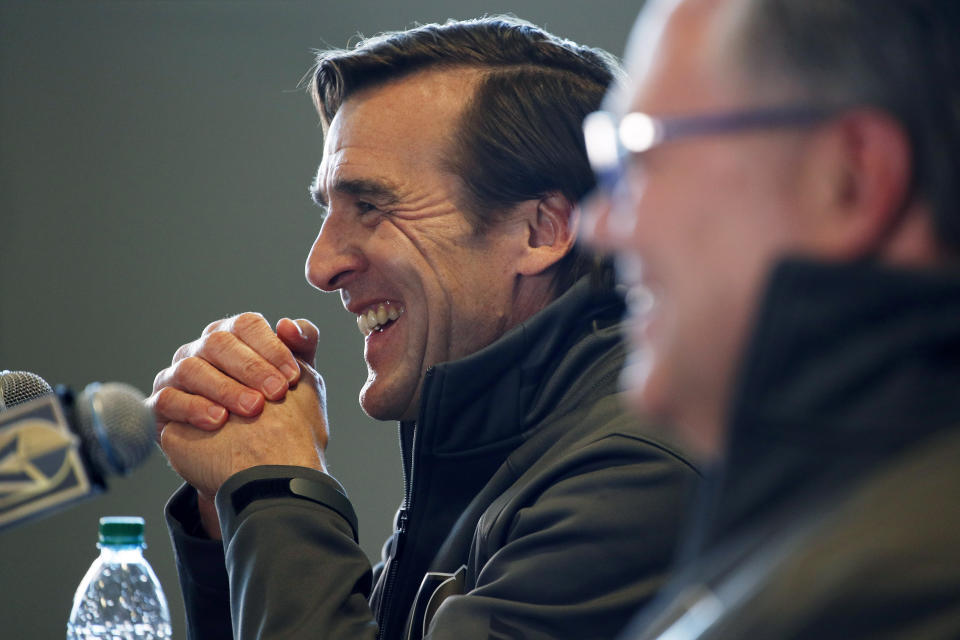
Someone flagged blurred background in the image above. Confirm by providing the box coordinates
[0,1,638,637]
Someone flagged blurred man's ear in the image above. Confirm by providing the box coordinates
[515,193,579,276]
[803,108,915,259]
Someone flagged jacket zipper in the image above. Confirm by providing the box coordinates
[376,507,408,640]
[376,369,431,639]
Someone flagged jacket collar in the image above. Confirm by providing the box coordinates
[729,257,960,452]
[407,276,625,457]
[699,258,960,548]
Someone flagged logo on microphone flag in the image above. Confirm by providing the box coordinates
[0,395,91,529]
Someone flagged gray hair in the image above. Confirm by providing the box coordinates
[735,0,960,252]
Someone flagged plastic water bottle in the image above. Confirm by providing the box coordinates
[67,516,172,640]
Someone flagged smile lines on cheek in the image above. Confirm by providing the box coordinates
[357,302,404,336]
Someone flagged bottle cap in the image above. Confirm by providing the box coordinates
[98,516,145,546]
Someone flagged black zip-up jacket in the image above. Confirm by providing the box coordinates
[166,277,699,639]
[620,259,960,640]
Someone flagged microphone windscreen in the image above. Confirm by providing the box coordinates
[73,382,155,475]
[0,370,54,410]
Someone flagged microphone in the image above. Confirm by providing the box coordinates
[0,369,53,409]
[0,370,155,531]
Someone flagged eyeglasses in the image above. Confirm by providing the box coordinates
[582,105,836,195]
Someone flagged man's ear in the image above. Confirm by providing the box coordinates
[805,108,913,258]
[516,193,579,276]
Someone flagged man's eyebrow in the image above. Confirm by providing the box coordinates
[309,177,328,208]
[309,177,401,209]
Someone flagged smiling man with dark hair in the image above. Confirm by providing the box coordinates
[149,17,698,640]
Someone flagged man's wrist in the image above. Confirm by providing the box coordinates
[197,493,223,541]
[214,465,359,544]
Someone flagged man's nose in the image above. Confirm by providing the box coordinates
[305,214,368,292]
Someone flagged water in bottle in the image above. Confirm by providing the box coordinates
[67,516,172,640]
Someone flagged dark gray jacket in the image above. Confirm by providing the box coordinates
[167,278,699,639]
[620,260,960,640]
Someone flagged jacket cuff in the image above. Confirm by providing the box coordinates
[165,483,231,595]
[214,465,359,544]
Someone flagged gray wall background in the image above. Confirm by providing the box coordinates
[0,1,638,637]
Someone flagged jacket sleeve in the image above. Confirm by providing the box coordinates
[165,483,234,640]
[425,434,699,640]
[166,465,378,640]
[214,465,378,639]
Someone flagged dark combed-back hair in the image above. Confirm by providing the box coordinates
[309,16,621,292]
[737,0,960,254]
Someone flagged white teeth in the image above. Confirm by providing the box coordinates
[356,302,404,336]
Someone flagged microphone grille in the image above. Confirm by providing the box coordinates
[74,382,155,475]
[0,370,54,410]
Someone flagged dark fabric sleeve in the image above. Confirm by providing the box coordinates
[165,483,234,640]
[425,435,699,640]
[214,465,378,640]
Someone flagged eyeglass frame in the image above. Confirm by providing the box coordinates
[582,105,838,196]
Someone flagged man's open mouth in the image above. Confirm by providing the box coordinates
[357,302,404,336]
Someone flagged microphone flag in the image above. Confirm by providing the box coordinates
[0,394,100,530]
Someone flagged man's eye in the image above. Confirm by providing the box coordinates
[356,201,378,215]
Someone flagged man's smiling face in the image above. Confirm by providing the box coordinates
[582,0,826,458]
[306,69,533,421]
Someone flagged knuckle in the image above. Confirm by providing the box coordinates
[233,312,268,335]
[144,393,159,415]
[202,318,226,336]
[170,357,201,386]
[172,342,193,364]
[158,422,178,453]
[239,356,267,381]
[152,387,178,417]
[203,330,234,356]
[213,375,236,402]
[152,367,169,393]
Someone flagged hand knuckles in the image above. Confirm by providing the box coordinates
[202,318,226,336]
[172,342,193,364]
[202,330,235,356]
[239,357,267,381]
[152,387,179,418]
[213,376,236,401]
[232,312,268,335]
[158,422,181,455]
[171,356,204,386]
[152,367,170,393]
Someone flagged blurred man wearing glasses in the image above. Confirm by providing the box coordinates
[583,0,960,637]
[149,16,699,640]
